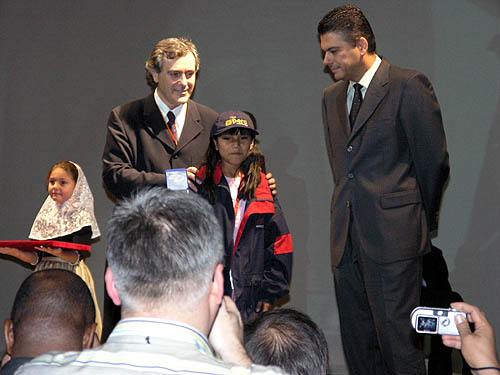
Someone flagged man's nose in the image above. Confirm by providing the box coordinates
[323,51,334,65]
[179,74,187,85]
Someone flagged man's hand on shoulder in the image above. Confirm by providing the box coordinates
[187,166,200,192]
[265,172,277,196]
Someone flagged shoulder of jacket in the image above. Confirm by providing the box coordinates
[387,63,428,84]
[110,94,152,122]
[189,99,218,118]
[323,80,345,97]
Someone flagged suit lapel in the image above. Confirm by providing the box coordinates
[143,94,177,151]
[349,59,390,141]
[176,100,203,152]
[335,81,350,139]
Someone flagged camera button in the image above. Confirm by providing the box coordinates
[442,318,450,327]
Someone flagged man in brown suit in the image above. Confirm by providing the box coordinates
[102,37,218,200]
[318,5,449,375]
[101,37,218,339]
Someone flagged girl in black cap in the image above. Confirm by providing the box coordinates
[196,110,293,323]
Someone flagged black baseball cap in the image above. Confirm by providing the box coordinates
[211,110,259,138]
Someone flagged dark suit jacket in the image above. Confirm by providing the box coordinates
[322,58,449,266]
[102,94,218,199]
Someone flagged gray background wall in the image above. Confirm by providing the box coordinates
[1,1,499,373]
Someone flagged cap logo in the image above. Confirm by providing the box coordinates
[225,115,248,127]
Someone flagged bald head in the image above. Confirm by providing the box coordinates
[6,269,96,358]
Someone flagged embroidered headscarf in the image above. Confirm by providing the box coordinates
[29,162,100,240]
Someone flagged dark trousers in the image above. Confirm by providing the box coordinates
[421,246,471,375]
[334,233,426,375]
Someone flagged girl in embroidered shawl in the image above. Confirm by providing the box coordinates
[0,161,102,338]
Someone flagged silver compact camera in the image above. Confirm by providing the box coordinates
[411,307,466,336]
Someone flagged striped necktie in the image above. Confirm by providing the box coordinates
[167,111,178,144]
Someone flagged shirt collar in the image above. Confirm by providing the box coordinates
[109,318,214,356]
[349,54,382,91]
[153,89,188,130]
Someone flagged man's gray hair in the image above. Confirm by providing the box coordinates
[106,188,224,308]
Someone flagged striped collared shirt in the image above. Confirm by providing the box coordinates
[15,318,286,375]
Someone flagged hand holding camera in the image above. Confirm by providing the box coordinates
[441,302,500,375]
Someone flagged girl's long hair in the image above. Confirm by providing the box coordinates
[202,128,262,205]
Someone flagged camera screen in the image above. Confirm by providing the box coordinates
[417,316,437,332]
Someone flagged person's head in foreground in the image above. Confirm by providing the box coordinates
[245,308,330,375]
[2,269,96,374]
[105,188,226,327]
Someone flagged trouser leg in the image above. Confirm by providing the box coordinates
[334,236,387,375]
[359,252,426,375]
[334,233,426,375]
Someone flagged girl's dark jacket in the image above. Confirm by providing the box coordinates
[197,164,293,323]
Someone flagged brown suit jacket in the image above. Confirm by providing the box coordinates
[102,94,218,199]
[322,58,449,266]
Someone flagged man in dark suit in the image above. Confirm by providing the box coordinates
[101,37,218,339]
[102,37,218,200]
[318,6,449,375]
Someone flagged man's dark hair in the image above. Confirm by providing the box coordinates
[106,188,224,308]
[244,308,330,375]
[11,269,95,341]
[317,5,376,53]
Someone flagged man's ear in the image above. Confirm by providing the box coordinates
[356,37,369,55]
[4,319,14,354]
[210,264,224,305]
[213,139,219,151]
[105,267,121,306]
[82,323,98,349]
[147,67,160,84]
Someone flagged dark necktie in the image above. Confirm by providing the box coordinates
[166,111,178,145]
[349,83,363,130]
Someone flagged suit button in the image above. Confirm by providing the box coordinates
[347,173,354,179]
[347,145,353,152]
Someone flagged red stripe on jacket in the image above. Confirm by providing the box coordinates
[274,233,293,254]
